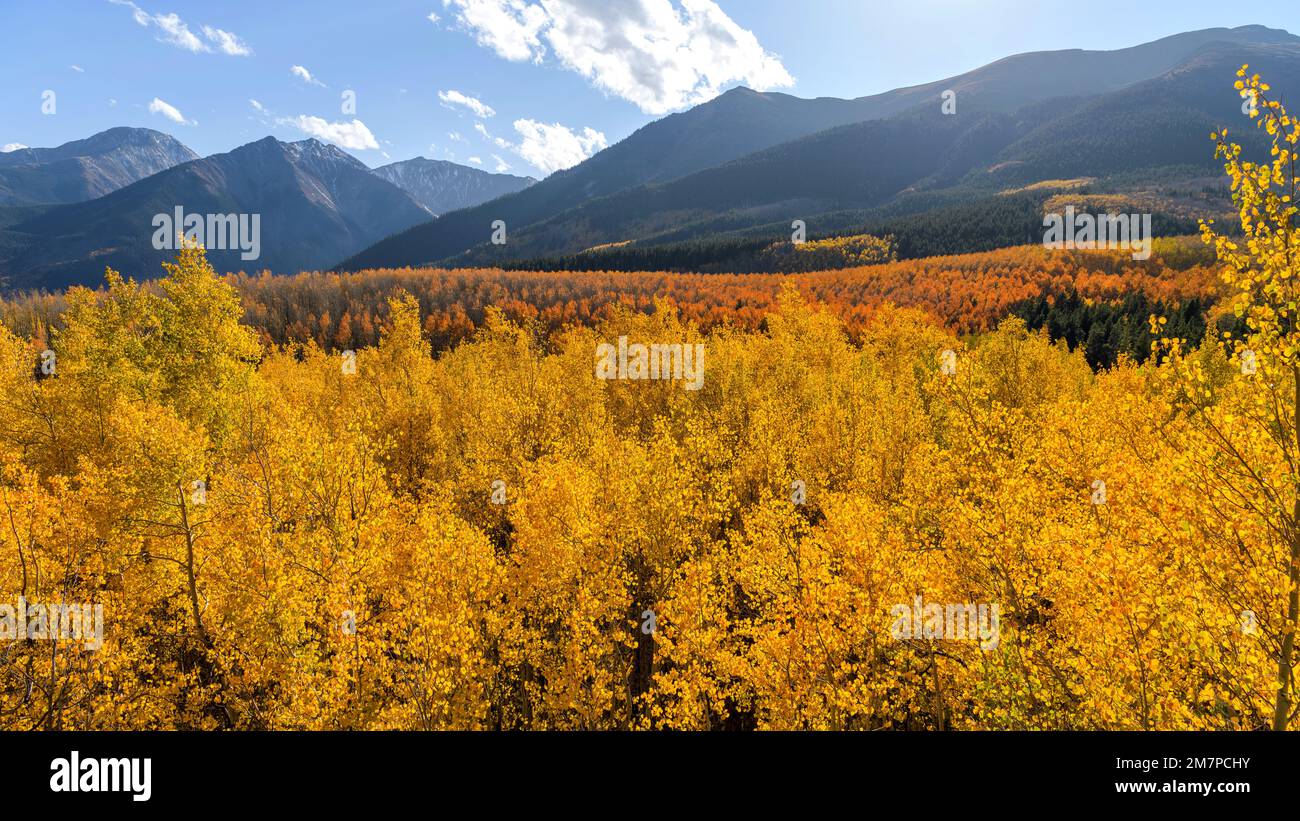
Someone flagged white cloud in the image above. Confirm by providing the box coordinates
[150,11,206,51]
[110,0,150,26]
[283,116,379,150]
[110,1,251,56]
[445,0,548,62]
[448,130,465,142]
[507,118,605,175]
[290,65,326,87]
[468,156,483,164]
[1,143,28,153]
[108,98,118,107]
[474,121,513,149]
[148,97,195,126]
[438,89,496,118]
[69,64,85,73]
[470,117,602,174]
[442,0,792,114]
[249,99,267,113]
[202,25,253,56]
[427,11,441,24]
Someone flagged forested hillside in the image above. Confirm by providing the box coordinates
[2,242,1220,356]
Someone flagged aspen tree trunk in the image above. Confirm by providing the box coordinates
[1275,369,1300,731]
[178,486,210,648]
[178,485,233,728]
[1274,510,1299,731]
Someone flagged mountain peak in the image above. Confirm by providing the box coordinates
[372,156,535,216]
[1222,23,1299,41]
[287,137,345,155]
[227,136,366,172]
[0,127,196,164]
[0,126,198,207]
[284,137,363,167]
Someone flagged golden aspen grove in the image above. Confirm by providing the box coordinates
[1,69,1298,734]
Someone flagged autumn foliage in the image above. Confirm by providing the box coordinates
[1,240,1219,356]
[0,72,1297,731]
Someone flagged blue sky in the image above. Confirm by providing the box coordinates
[1,0,1297,177]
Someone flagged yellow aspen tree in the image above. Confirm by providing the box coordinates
[1173,66,1300,730]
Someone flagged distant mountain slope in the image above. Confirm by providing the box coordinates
[443,109,1019,265]
[341,24,1299,271]
[372,157,534,215]
[870,25,1298,115]
[421,39,1300,267]
[0,138,431,291]
[983,41,1300,185]
[338,89,891,271]
[0,127,198,206]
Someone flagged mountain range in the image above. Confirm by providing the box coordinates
[0,133,532,291]
[344,24,1299,270]
[1,25,1297,291]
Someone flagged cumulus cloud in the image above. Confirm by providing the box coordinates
[445,0,548,62]
[1,143,29,153]
[427,11,441,24]
[492,154,512,173]
[468,156,483,164]
[469,118,600,174]
[507,118,606,175]
[110,1,251,56]
[442,0,792,114]
[438,89,496,118]
[249,99,267,113]
[282,116,380,150]
[148,97,195,126]
[290,65,326,87]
